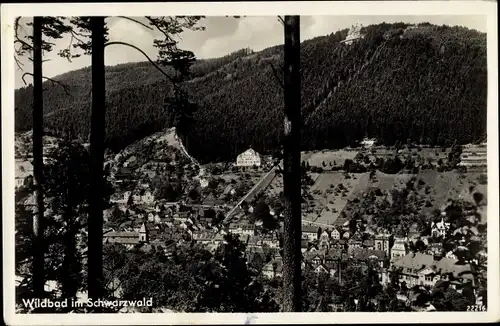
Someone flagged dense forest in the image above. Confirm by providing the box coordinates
[14,22,487,163]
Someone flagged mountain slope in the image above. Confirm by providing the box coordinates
[14,22,487,163]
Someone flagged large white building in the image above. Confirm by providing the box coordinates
[236,148,261,167]
[15,159,34,189]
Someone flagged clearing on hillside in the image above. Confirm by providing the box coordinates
[303,171,360,226]
[302,149,359,167]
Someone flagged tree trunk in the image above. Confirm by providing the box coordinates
[281,15,301,312]
[32,16,45,298]
[88,16,106,306]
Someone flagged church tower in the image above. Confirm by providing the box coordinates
[139,222,149,243]
[375,231,391,257]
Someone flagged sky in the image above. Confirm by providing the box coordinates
[14,15,487,89]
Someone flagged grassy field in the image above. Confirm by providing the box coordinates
[303,172,361,226]
[302,149,359,167]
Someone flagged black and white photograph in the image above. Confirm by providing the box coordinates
[2,1,499,325]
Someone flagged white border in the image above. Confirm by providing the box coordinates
[2,1,498,325]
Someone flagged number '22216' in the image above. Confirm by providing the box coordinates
[467,305,486,311]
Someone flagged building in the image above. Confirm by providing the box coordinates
[302,224,319,242]
[236,148,261,167]
[374,232,392,257]
[458,144,487,169]
[363,239,375,250]
[392,252,474,288]
[330,228,341,240]
[103,222,149,249]
[304,249,348,279]
[261,233,280,248]
[228,223,256,236]
[202,193,224,207]
[262,253,283,279]
[343,23,364,45]
[348,247,387,269]
[391,238,407,262]
[431,217,450,238]
[15,159,33,189]
[113,166,134,183]
[348,232,363,248]
[222,184,236,198]
[192,230,217,245]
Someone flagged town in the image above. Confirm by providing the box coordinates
[14,128,488,312]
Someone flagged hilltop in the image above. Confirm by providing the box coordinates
[14,22,487,163]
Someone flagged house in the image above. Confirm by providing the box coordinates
[15,159,34,189]
[236,148,261,167]
[334,217,349,230]
[261,233,280,248]
[392,252,474,288]
[202,193,224,206]
[302,225,319,241]
[330,238,346,250]
[222,184,236,197]
[262,253,283,279]
[314,264,330,276]
[228,223,243,235]
[427,243,443,256]
[363,239,375,250]
[330,228,341,240]
[141,190,155,204]
[391,237,407,262]
[192,230,216,244]
[103,222,149,249]
[114,167,133,182]
[348,232,363,248]
[304,249,347,278]
[319,237,330,250]
[308,253,324,266]
[319,230,330,240]
[431,217,451,238]
[407,223,420,240]
[348,247,387,269]
[174,211,190,222]
[301,240,309,253]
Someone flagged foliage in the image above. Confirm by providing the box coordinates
[15,23,486,163]
[15,139,112,310]
[113,234,279,312]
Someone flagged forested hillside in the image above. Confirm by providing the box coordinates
[14,22,487,163]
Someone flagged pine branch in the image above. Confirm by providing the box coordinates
[104,41,177,85]
[277,16,285,25]
[117,16,153,31]
[21,72,72,96]
[14,55,24,70]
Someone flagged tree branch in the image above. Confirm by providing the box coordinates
[14,55,24,70]
[21,72,72,96]
[269,62,285,91]
[277,16,285,25]
[144,17,176,44]
[117,16,154,31]
[104,41,177,85]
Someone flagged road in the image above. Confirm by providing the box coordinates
[222,163,280,224]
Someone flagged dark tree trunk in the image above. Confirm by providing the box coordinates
[61,226,79,300]
[281,15,302,312]
[32,16,45,298]
[88,16,106,306]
